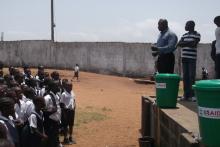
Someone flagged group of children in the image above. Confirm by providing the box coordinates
[0,63,76,147]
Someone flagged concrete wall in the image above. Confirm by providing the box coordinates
[0,40,214,78]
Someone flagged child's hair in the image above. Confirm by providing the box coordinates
[0,97,15,112]
[33,96,45,109]
[23,64,29,70]
[23,87,36,99]
[214,16,220,26]
[51,71,60,80]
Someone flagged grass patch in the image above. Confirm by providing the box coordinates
[75,107,109,127]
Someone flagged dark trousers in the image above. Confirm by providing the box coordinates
[62,108,75,138]
[157,53,175,73]
[182,59,196,99]
[44,119,60,147]
[215,54,220,79]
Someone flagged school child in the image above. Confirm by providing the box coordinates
[0,97,19,147]
[13,87,27,147]
[22,87,35,123]
[14,73,25,86]
[60,81,76,144]
[43,80,62,147]
[73,64,79,81]
[22,96,47,147]
[22,65,29,78]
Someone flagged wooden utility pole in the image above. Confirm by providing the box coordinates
[51,0,55,42]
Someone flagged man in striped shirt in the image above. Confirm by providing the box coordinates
[177,20,201,101]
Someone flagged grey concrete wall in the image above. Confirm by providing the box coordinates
[0,40,214,78]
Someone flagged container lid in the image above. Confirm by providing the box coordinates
[155,73,180,80]
[193,80,220,90]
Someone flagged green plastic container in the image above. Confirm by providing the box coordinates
[193,80,220,147]
[155,74,180,108]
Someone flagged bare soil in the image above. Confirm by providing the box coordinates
[56,70,156,147]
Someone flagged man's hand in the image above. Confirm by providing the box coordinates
[151,45,158,51]
[152,52,159,57]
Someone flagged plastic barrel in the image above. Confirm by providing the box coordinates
[193,80,220,147]
[155,74,180,108]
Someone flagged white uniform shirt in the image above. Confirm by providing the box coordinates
[74,66,79,72]
[28,111,43,129]
[44,92,61,122]
[14,99,27,123]
[60,90,75,109]
[0,113,15,142]
[215,27,220,54]
[22,95,35,122]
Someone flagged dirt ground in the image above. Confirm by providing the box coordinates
[52,69,156,147]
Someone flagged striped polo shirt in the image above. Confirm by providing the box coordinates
[180,31,201,60]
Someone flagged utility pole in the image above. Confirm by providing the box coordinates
[51,0,55,42]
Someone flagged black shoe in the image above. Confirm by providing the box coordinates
[69,137,76,144]
[63,138,69,145]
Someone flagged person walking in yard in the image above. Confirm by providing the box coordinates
[151,19,178,73]
[177,20,201,101]
[73,64,79,81]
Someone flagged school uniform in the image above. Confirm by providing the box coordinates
[22,95,35,123]
[60,90,75,127]
[14,99,27,124]
[44,91,61,147]
[0,114,19,147]
[22,111,44,147]
[74,66,79,78]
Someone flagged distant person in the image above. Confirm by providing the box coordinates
[214,16,220,78]
[151,19,178,73]
[177,20,201,101]
[73,64,79,81]
[202,67,208,80]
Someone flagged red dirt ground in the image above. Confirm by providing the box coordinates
[56,70,156,147]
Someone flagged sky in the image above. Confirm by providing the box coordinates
[0,0,219,43]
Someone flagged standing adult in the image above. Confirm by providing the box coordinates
[214,16,220,78]
[151,19,178,73]
[177,20,201,101]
